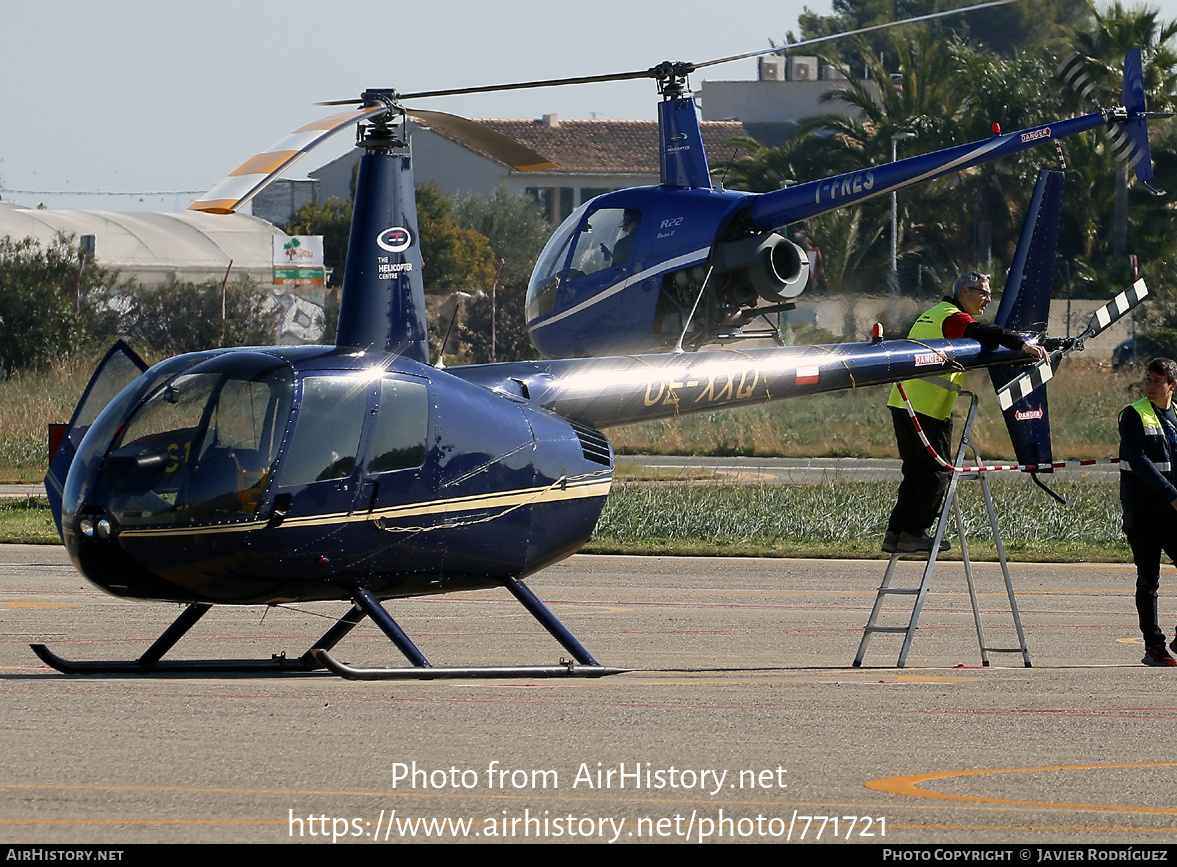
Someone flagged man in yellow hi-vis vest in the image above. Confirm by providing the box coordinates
[883,272,1048,554]
[1119,358,1177,666]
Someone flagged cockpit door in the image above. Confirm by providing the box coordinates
[46,341,147,537]
[248,372,432,580]
[262,374,373,531]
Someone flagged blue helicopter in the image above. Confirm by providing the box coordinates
[36,16,1155,679]
[505,26,1160,358]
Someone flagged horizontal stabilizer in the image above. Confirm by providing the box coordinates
[1058,49,1155,183]
[1120,48,1154,182]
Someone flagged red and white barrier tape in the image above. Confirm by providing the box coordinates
[894,382,1119,473]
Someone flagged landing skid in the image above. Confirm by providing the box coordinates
[312,650,624,680]
[30,577,621,679]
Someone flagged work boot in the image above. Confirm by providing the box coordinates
[882,531,900,553]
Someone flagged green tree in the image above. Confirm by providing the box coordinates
[1061,1,1177,272]
[729,27,978,288]
[415,182,497,290]
[793,0,1087,61]
[116,279,278,359]
[289,186,498,292]
[451,186,551,289]
[451,187,550,362]
[0,234,119,374]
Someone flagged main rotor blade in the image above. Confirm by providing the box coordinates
[389,0,1024,101]
[693,0,1025,69]
[398,69,655,101]
[190,104,389,214]
[407,109,557,171]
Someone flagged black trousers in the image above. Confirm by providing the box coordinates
[1123,509,1177,648]
[888,406,953,536]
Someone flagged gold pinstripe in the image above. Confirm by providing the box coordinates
[117,477,611,539]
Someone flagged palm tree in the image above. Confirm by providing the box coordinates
[728,27,973,291]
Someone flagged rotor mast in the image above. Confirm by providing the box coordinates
[335,92,430,363]
[652,62,713,190]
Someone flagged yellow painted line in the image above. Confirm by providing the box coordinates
[868,762,1177,815]
[0,601,78,609]
[119,520,264,539]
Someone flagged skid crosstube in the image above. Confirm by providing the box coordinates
[30,578,622,679]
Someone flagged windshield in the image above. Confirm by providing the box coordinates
[92,354,294,527]
[526,201,590,322]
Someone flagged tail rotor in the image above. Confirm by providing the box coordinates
[996,278,1149,411]
[1057,48,1168,194]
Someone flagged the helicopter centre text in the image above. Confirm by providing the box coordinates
[377,256,413,279]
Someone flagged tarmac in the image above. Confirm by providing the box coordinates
[1,544,1174,845]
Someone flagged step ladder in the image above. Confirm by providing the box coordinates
[854,393,1032,669]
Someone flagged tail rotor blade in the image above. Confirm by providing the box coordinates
[996,278,1149,409]
[997,352,1060,411]
[1056,52,1099,106]
[1081,278,1148,341]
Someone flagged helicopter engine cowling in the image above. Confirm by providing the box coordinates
[712,233,809,303]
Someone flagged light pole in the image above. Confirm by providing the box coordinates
[890,131,916,293]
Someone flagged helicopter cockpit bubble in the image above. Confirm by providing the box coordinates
[526,203,648,321]
[526,200,592,322]
[64,352,294,539]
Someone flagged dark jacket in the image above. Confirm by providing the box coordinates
[1119,398,1177,514]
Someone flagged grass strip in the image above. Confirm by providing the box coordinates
[7,480,1132,562]
[0,497,61,545]
[585,479,1131,563]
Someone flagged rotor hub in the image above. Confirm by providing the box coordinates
[652,60,694,100]
[357,90,407,152]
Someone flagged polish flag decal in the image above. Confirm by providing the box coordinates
[796,365,820,385]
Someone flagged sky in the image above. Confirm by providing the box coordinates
[3,0,1177,214]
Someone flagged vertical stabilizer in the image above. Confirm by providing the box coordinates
[989,169,1064,469]
[1119,49,1155,183]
